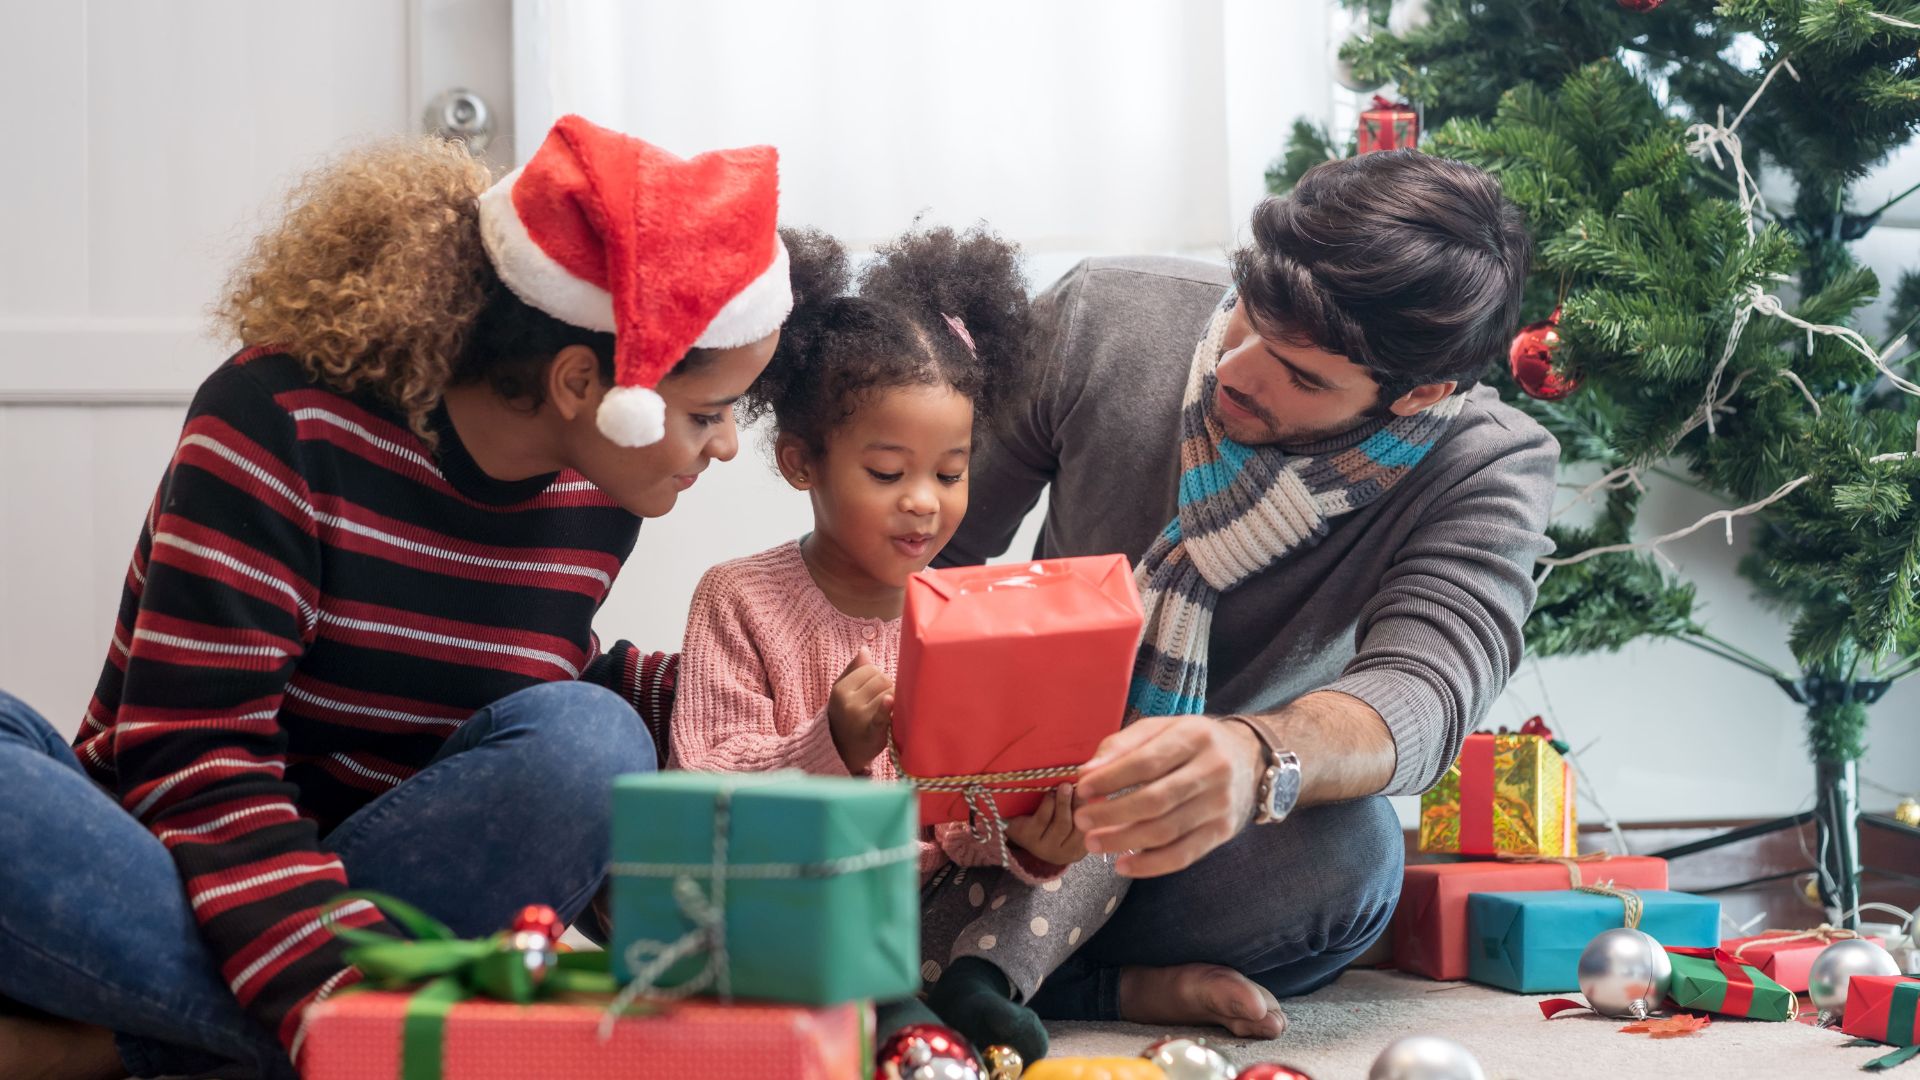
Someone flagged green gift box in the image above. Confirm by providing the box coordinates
[1665,949,1796,1020]
[609,771,920,1006]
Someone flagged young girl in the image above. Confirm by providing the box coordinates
[672,225,1125,1063]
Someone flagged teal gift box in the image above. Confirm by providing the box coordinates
[1467,889,1720,993]
[609,770,920,1006]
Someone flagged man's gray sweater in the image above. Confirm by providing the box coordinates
[939,256,1560,795]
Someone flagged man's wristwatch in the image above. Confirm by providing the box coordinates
[1225,715,1302,826]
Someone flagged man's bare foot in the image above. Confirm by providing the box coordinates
[1117,964,1287,1039]
[0,1013,123,1080]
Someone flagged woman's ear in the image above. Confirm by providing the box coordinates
[775,433,815,491]
[545,345,606,423]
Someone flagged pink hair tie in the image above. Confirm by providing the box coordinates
[941,313,977,357]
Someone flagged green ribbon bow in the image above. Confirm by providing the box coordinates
[321,891,619,1080]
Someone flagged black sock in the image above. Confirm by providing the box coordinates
[926,956,1049,1064]
[875,994,944,1046]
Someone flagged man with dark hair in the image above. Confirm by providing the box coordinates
[937,150,1557,1035]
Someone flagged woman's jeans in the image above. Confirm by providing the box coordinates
[0,682,655,1079]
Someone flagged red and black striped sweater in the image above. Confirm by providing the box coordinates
[76,349,676,1054]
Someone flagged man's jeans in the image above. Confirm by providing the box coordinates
[1029,795,1404,1019]
[0,683,655,1079]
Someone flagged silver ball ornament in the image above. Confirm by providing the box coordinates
[1577,927,1672,1019]
[1367,1036,1487,1080]
[1332,35,1383,93]
[1386,0,1432,37]
[1144,1036,1238,1080]
[1808,938,1901,1018]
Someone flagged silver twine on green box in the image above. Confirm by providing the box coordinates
[599,778,921,1039]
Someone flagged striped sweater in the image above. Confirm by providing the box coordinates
[76,349,674,1053]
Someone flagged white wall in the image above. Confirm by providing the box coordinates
[0,2,1915,835]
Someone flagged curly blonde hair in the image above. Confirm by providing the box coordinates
[215,137,495,437]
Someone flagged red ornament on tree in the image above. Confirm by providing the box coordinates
[875,1023,984,1080]
[1617,0,1664,10]
[1238,1067,1317,1080]
[1358,95,1419,154]
[1508,308,1579,400]
[509,903,564,943]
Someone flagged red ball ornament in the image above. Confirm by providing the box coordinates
[874,1023,984,1080]
[1617,0,1664,9]
[1508,308,1579,401]
[1239,1066,1317,1080]
[509,903,564,943]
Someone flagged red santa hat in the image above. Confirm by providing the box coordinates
[478,115,790,447]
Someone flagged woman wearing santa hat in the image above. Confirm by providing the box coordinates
[0,116,789,1080]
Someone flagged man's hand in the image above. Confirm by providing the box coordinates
[827,648,893,774]
[1072,715,1264,878]
[1003,782,1087,866]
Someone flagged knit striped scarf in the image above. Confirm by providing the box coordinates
[1125,293,1464,722]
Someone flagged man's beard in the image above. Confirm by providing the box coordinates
[1217,384,1388,449]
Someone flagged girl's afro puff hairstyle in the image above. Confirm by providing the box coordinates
[741,222,1030,455]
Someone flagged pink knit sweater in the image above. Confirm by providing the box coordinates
[672,540,1061,881]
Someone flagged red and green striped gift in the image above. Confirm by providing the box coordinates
[1842,975,1920,1071]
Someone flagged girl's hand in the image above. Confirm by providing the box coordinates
[827,648,893,775]
[1003,783,1087,866]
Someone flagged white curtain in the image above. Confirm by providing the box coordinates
[511,0,1332,257]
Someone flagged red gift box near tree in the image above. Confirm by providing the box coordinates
[1393,854,1668,981]
[892,555,1144,826]
[1358,95,1419,154]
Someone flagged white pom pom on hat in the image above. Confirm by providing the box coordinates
[477,115,792,448]
[595,385,667,447]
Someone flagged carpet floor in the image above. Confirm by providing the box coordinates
[1045,969,1891,1078]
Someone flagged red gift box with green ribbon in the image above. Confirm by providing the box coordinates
[1841,975,1920,1071]
[1358,95,1419,154]
[298,892,870,1080]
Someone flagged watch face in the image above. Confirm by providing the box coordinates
[1268,761,1302,818]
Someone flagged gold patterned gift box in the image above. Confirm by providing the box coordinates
[1419,724,1576,857]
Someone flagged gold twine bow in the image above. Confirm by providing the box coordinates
[1730,924,1859,960]
[1496,851,1613,888]
[1577,882,1644,930]
[885,735,1079,867]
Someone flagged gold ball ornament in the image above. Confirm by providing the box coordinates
[1895,797,1920,828]
[985,1045,1025,1080]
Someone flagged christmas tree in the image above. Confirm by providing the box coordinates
[1277,0,1920,922]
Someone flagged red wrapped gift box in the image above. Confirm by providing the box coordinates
[1358,95,1419,154]
[1842,975,1919,1048]
[1392,854,1668,981]
[1723,930,1883,994]
[893,555,1143,825]
[300,992,869,1080]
